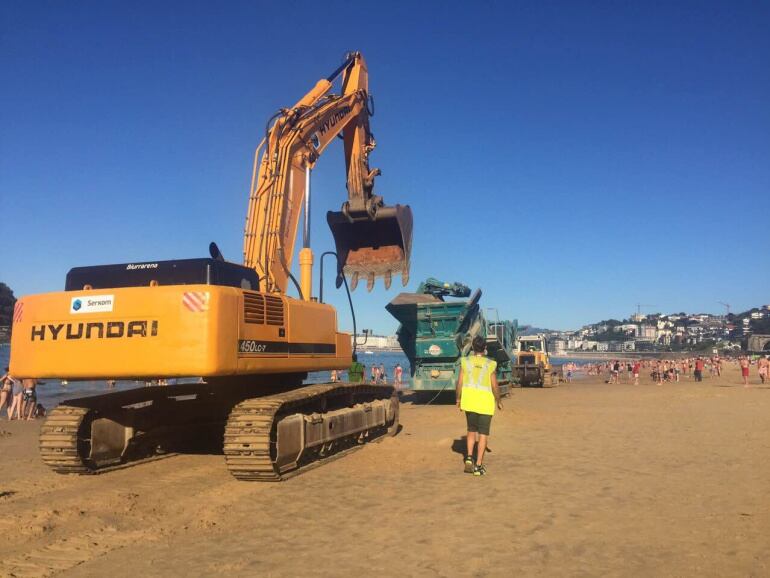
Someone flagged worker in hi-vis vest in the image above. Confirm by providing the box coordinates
[456,335,502,476]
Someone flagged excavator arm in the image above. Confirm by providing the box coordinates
[243,52,412,295]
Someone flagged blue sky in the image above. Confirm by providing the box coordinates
[1,1,768,332]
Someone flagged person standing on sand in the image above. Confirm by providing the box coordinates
[7,375,24,420]
[348,355,364,383]
[758,356,769,385]
[632,361,641,385]
[1,368,15,416]
[456,336,502,477]
[22,379,37,421]
[394,363,403,390]
[739,356,750,388]
[694,357,704,382]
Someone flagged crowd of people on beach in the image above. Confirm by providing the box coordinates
[571,354,770,388]
[0,368,44,420]
[331,361,404,388]
[5,353,767,424]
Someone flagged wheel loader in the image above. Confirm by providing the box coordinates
[513,334,559,387]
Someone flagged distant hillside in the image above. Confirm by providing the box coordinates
[729,307,770,335]
[0,282,15,343]
[518,326,554,336]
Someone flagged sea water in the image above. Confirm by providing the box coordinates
[0,344,409,411]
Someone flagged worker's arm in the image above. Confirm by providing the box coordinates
[455,366,463,407]
[491,372,503,410]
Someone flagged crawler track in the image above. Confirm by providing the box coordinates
[38,382,398,480]
[224,383,397,481]
[39,406,92,474]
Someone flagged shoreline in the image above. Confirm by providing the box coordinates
[551,350,714,360]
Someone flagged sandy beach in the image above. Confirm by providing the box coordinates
[1,363,769,577]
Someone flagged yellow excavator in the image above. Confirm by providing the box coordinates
[10,52,412,481]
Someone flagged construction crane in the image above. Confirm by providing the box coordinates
[634,303,655,318]
[718,301,731,316]
[10,52,412,481]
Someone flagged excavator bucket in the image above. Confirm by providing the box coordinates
[327,204,413,291]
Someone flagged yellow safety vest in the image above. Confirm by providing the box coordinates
[459,355,497,416]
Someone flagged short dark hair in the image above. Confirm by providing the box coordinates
[472,336,486,353]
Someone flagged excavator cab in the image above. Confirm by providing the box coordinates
[327,203,413,291]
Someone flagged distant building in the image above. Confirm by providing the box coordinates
[620,324,638,336]
[550,339,567,354]
[567,338,583,350]
[639,325,656,341]
[353,334,398,349]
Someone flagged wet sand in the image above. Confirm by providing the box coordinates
[1,364,769,577]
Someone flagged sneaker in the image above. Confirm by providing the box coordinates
[473,464,487,477]
[463,456,474,474]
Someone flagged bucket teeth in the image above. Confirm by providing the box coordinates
[344,268,408,291]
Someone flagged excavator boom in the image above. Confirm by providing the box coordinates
[243,52,412,294]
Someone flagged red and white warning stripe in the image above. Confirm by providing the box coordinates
[182,291,209,312]
[13,301,24,323]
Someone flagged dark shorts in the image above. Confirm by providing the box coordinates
[465,411,492,436]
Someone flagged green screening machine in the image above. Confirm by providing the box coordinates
[386,278,517,397]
